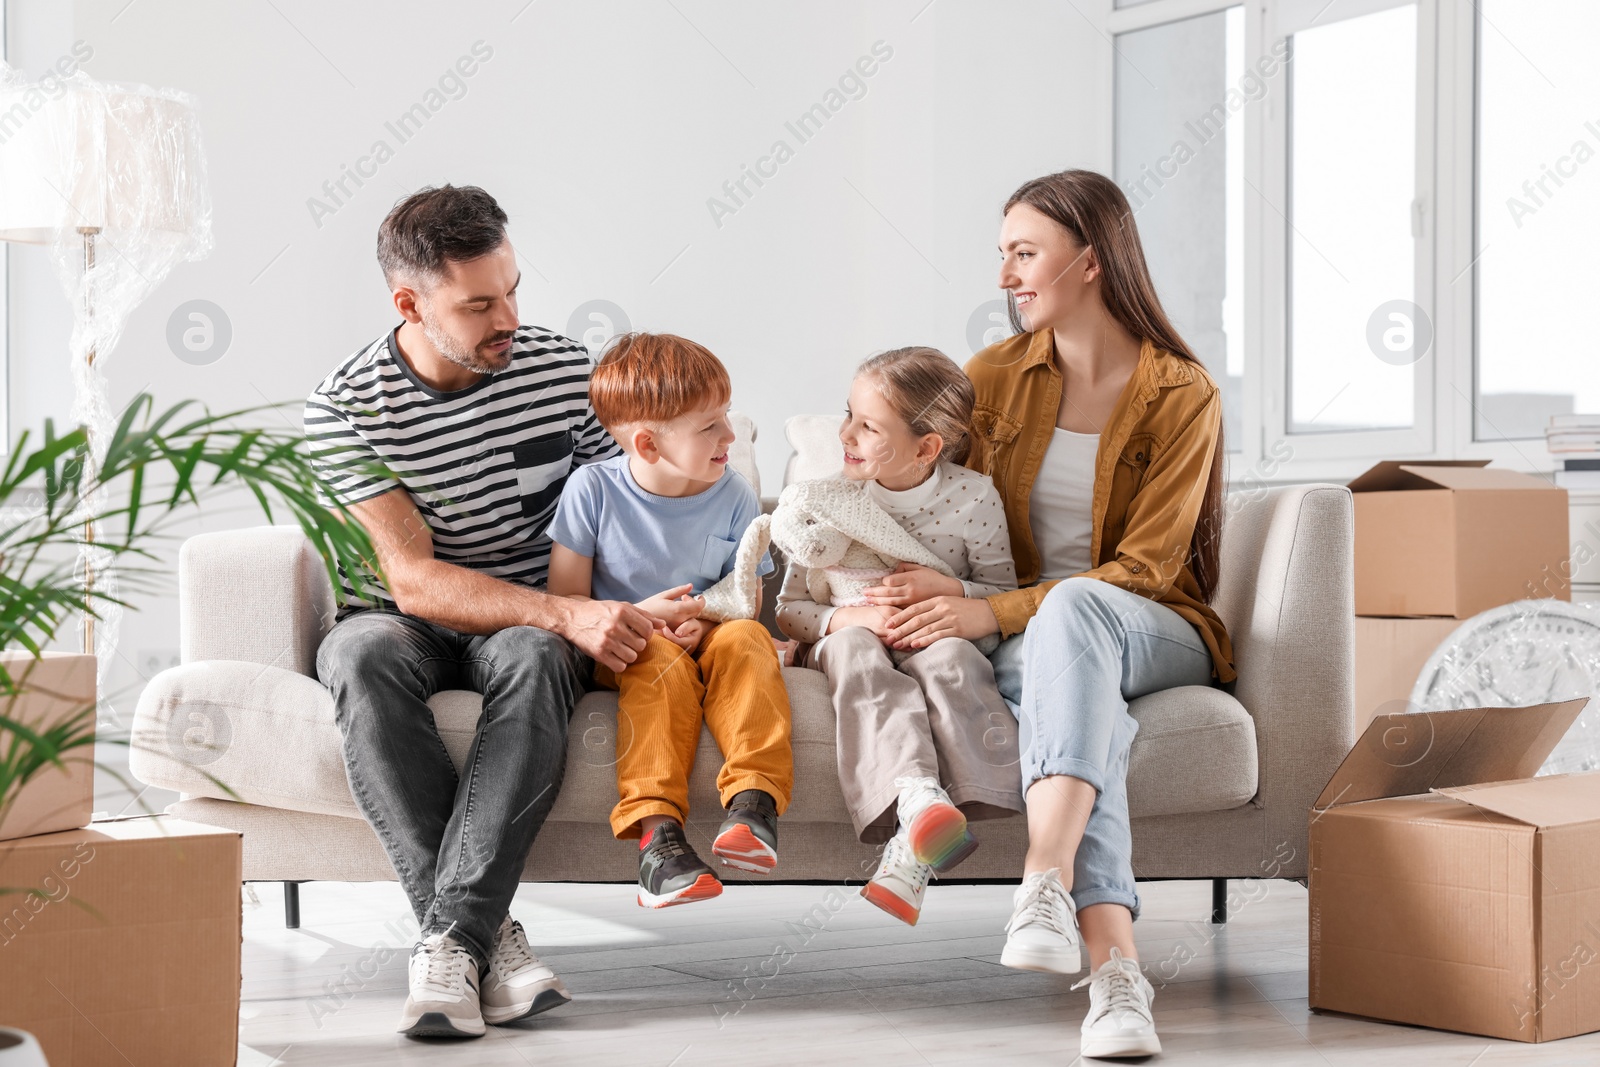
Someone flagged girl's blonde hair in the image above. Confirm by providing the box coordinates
[856,346,976,464]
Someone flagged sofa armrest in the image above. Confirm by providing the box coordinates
[1215,484,1355,878]
[180,526,336,677]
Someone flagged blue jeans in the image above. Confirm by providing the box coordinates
[990,577,1215,919]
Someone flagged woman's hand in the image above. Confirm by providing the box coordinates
[885,595,1000,650]
[826,604,898,643]
[863,563,964,607]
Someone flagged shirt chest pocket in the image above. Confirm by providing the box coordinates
[972,404,1024,479]
[1118,433,1157,486]
[512,432,573,518]
[700,534,739,581]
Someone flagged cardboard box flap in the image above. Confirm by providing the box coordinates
[1347,459,1489,493]
[1312,697,1588,810]
[1397,464,1556,492]
[1433,772,1600,827]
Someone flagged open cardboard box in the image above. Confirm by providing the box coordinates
[1350,460,1569,618]
[1309,696,1600,1042]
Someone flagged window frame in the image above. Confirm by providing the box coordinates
[0,1,9,456]
[1108,0,1550,486]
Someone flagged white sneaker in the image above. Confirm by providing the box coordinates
[895,775,977,872]
[860,831,933,926]
[1000,868,1082,974]
[398,932,484,1039]
[1071,947,1161,1058]
[480,915,572,1025]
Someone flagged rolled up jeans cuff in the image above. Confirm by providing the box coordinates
[1070,885,1141,923]
[1024,758,1106,796]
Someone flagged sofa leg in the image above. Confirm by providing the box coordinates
[284,881,302,929]
[1211,878,1228,924]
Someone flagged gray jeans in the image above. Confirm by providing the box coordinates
[316,610,584,966]
[990,578,1215,920]
[809,628,1022,843]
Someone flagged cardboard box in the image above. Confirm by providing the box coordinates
[1350,460,1569,618]
[0,817,241,1065]
[1353,616,1462,731]
[0,652,96,842]
[1309,696,1600,1042]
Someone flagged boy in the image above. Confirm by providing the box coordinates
[547,332,793,908]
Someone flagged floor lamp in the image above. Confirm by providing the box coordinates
[0,75,211,662]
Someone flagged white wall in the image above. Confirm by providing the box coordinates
[6,0,1107,728]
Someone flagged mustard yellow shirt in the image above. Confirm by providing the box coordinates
[964,329,1236,684]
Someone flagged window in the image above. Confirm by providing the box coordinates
[1113,6,1245,450]
[1475,0,1600,439]
[1286,4,1419,433]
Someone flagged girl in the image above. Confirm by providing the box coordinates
[880,170,1234,1059]
[775,346,1020,925]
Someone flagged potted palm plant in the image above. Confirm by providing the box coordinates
[0,393,374,1061]
[0,390,372,852]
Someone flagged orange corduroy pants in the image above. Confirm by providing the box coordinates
[594,619,793,840]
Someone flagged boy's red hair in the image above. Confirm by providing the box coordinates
[589,332,732,431]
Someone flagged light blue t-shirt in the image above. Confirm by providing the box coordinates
[548,454,774,603]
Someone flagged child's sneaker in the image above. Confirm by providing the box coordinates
[860,831,932,926]
[895,775,977,872]
[637,821,723,908]
[712,789,778,873]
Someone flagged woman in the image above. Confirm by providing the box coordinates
[872,169,1234,1060]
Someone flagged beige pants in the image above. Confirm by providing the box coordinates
[808,627,1023,843]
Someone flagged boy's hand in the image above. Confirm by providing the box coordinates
[636,584,704,628]
[664,617,712,654]
[864,563,964,607]
[826,604,898,644]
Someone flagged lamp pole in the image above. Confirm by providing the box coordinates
[79,225,99,656]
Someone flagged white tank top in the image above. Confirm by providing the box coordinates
[1028,428,1099,580]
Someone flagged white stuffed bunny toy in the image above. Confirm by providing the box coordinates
[698,478,998,658]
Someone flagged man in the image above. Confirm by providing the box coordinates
[304,185,663,1039]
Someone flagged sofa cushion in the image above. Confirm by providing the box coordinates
[1125,685,1258,817]
[131,661,1255,825]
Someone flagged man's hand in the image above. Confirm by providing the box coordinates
[863,563,964,607]
[826,604,898,644]
[664,617,712,655]
[558,598,657,673]
[636,584,704,629]
[885,595,1000,650]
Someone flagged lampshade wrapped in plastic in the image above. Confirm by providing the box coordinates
[1410,599,1600,776]
[0,66,212,710]
[0,67,213,438]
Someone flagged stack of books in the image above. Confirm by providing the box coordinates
[1547,414,1600,488]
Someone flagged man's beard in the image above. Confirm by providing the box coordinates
[422,313,515,375]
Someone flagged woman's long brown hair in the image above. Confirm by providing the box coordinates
[1003,169,1225,603]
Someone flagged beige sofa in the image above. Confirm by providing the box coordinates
[129,427,1354,924]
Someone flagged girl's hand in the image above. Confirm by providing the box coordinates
[885,595,1000,650]
[826,604,898,643]
[863,563,964,607]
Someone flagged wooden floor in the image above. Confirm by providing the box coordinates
[235,877,1600,1065]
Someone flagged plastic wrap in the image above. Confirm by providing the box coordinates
[1410,599,1600,776]
[0,65,212,709]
